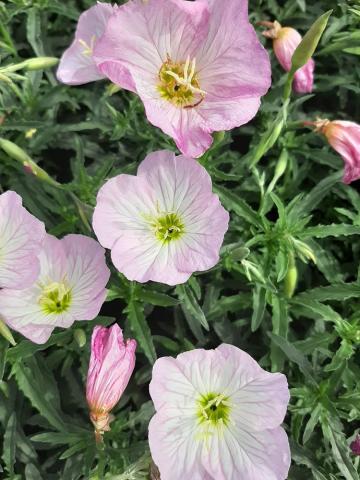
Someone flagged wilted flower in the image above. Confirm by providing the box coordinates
[92,150,229,285]
[0,191,45,289]
[261,20,314,94]
[57,2,116,85]
[149,344,291,480]
[308,119,360,184]
[350,435,360,456]
[0,234,110,344]
[86,324,136,437]
[93,0,271,157]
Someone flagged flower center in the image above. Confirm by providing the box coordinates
[38,281,72,314]
[151,213,184,243]
[78,35,96,56]
[197,393,230,426]
[157,55,206,108]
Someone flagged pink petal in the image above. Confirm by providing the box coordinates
[57,2,115,85]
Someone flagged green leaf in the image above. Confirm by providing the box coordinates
[322,423,360,480]
[270,296,289,371]
[24,464,43,480]
[0,337,8,382]
[295,283,360,303]
[291,10,333,72]
[125,301,157,364]
[2,412,17,476]
[137,289,179,307]
[291,298,343,324]
[303,404,322,443]
[301,224,360,238]
[251,286,267,332]
[12,356,66,431]
[176,284,209,331]
[214,185,263,229]
[7,331,72,362]
[269,333,317,385]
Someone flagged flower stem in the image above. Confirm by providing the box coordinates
[96,434,106,480]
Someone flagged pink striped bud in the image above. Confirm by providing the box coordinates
[351,435,360,456]
[260,21,315,93]
[308,119,360,184]
[86,324,136,437]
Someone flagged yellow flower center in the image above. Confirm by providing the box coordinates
[38,281,72,314]
[197,393,231,427]
[150,213,184,243]
[157,55,206,108]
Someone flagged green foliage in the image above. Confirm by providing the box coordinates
[0,0,360,478]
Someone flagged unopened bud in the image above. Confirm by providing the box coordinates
[23,57,59,71]
[0,319,16,346]
[292,238,316,264]
[284,255,298,298]
[73,328,86,348]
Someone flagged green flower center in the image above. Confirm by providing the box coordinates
[152,213,184,243]
[197,393,231,426]
[38,281,72,314]
[157,55,206,108]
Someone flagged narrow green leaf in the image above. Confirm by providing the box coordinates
[12,356,66,431]
[2,413,17,476]
[251,286,267,332]
[291,298,343,324]
[24,464,43,480]
[291,10,333,72]
[301,224,360,238]
[137,289,179,307]
[295,283,360,303]
[269,333,317,385]
[214,185,263,229]
[125,301,156,364]
[176,284,209,330]
[322,423,360,480]
[270,296,289,371]
[303,404,322,443]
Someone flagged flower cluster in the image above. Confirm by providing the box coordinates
[0,191,110,344]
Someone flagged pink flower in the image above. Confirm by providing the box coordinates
[309,119,360,184]
[149,344,291,480]
[261,21,314,94]
[351,435,360,456]
[0,234,110,344]
[93,0,271,158]
[57,2,116,85]
[86,324,136,435]
[92,150,229,285]
[0,191,45,289]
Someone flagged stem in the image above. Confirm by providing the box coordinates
[96,436,106,480]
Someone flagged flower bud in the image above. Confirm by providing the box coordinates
[350,435,360,456]
[308,119,360,184]
[23,57,58,71]
[86,324,136,437]
[261,21,315,93]
[0,319,16,346]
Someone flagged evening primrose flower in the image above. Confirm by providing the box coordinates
[93,0,271,158]
[309,119,360,184]
[0,191,45,289]
[149,344,291,480]
[57,2,116,85]
[261,20,314,94]
[0,234,110,344]
[92,150,229,285]
[86,324,136,438]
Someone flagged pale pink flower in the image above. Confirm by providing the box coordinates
[0,234,110,344]
[0,191,45,289]
[92,150,229,285]
[86,324,136,435]
[93,0,271,158]
[261,21,314,94]
[57,2,116,85]
[149,344,291,480]
[308,119,360,184]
